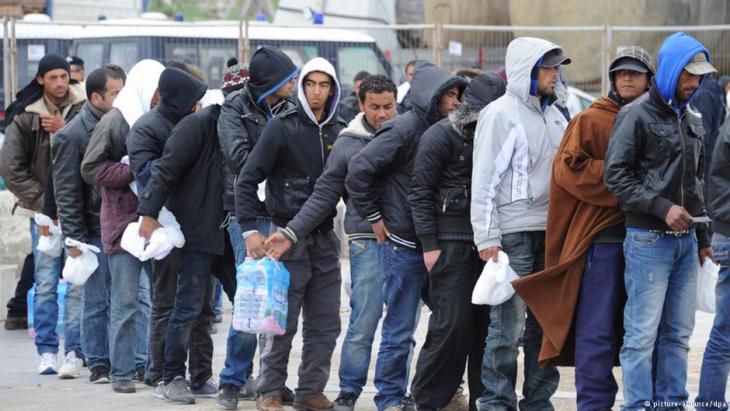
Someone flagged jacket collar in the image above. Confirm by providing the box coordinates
[25,82,85,119]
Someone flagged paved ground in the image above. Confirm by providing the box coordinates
[0,258,720,411]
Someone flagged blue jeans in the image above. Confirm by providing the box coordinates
[30,219,82,357]
[620,228,698,411]
[219,216,271,389]
[477,231,559,411]
[82,236,111,371]
[163,250,216,383]
[135,271,151,369]
[374,241,427,410]
[108,252,151,381]
[696,233,730,411]
[339,238,384,396]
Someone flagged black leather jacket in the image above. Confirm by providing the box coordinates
[604,84,710,247]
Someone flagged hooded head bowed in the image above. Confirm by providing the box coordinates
[655,32,715,113]
[249,46,299,105]
[113,59,165,128]
[297,57,341,125]
[157,67,208,120]
[408,60,467,124]
[451,72,506,139]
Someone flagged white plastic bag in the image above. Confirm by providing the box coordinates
[696,258,719,313]
[34,214,63,257]
[472,251,519,306]
[121,222,146,259]
[62,238,101,285]
[120,209,185,261]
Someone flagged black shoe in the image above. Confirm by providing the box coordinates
[403,394,416,411]
[334,392,358,411]
[4,316,28,330]
[134,366,145,383]
[89,366,111,384]
[217,384,240,410]
[112,379,136,393]
[281,386,295,406]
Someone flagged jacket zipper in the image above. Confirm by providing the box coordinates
[318,126,325,167]
[678,113,686,207]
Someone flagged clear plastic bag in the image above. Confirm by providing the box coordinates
[232,257,290,335]
[471,251,519,306]
[696,258,719,313]
[62,238,101,286]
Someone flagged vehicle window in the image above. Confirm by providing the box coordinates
[75,42,104,73]
[337,45,386,90]
[166,42,198,66]
[199,42,236,87]
[109,41,138,73]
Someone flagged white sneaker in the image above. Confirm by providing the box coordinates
[153,381,166,400]
[58,351,84,379]
[38,352,58,375]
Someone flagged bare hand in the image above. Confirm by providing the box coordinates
[699,246,713,264]
[664,205,692,231]
[264,232,292,260]
[39,225,52,237]
[423,249,442,272]
[138,216,163,240]
[39,115,65,134]
[479,246,502,262]
[245,232,266,259]
[371,220,391,244]
[67,246,82,258]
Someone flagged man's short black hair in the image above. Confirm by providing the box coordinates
[358,74,397,103]
[405,60,416,73]
[86,67,124,100]
[354,70,370,84]
[101,63,126,84]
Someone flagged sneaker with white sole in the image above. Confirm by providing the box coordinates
[58,351,84,379]
[153,381,166,400]
[38,352,58,375]
[191,377,218,398]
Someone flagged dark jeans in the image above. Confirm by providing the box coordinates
[146,250,215,387]
[412,241,489,411]
[257,229,341,402]
[163,250,216,385]
[477,231,559,411]
[6,253,34,317]
[574,244,626,411]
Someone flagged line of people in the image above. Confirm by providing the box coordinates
[0,29,728,411]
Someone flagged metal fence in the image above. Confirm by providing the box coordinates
[3,19,730,108]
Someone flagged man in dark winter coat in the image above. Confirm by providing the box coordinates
[345,60,466,411]
[265,74,398,411]
[235,57,345,411]
[0,53,86,376]
[127,67,209,400]
[52,67,124,384]
[604,32,715,410]
[338,70,370,123]
[216,46,298,408]
[409,72,505,411]
[691,75,725,199]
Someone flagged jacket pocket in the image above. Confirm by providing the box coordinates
[437,186,469,214]
[283,176,311,213]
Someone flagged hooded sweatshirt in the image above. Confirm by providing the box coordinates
[126,67,207,190]
[81,59,166,254]
[235,57,345,234]
[655,32,712,115]
[471,37,569,251]
[346,61,467,249]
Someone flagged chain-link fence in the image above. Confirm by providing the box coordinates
[4,20,730,110]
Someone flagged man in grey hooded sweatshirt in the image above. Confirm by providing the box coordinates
[471,37,570,410]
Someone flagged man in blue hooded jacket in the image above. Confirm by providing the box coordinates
[604,32,716,411]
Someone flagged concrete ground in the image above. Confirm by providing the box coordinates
[0,258,720,411]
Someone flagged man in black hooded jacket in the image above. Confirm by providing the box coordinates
[126,67,209,400]
[345,60,466,411]
[409,73,505,411]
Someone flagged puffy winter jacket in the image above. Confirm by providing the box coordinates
[470,37,569,251]
[285,112,378,242]
[52,102,103,243]
[346,61,467,249]
[605,33,712,248]
[410,73,506,251]
[218,85,293,212]
[236,57,346,234]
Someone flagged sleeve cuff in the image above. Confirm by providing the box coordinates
[242,229,259,239]
[650,197,673,220]
[475,237,502,252]
[281,226,299,244]
[239,219,258,233]
[366,211,383,223]
[419,234,440,252]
